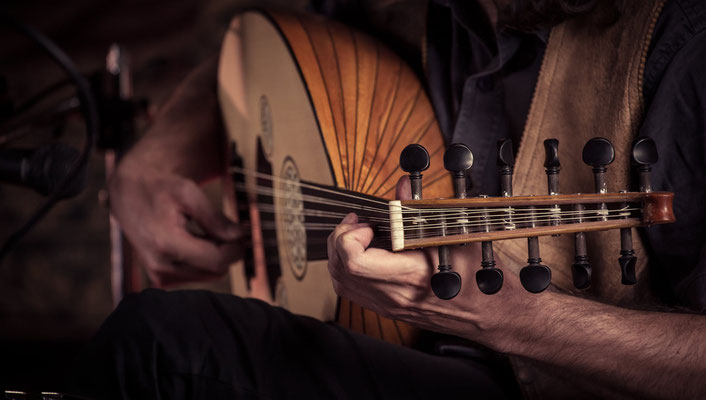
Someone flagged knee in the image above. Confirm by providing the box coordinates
[105,289,171,332]
[106,289,201,341]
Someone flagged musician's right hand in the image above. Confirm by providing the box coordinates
[109,153,242,287]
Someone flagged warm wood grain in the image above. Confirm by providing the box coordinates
[643,192,675,225]
[400,191,673,213]
[398,192,675,249]
[268,11,452,347]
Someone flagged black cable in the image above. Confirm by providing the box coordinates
[0,14,98,263]
[0,95,80,146]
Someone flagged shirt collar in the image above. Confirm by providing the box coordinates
[439,0,547,77]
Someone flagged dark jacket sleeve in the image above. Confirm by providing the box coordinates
[639,26,706,311]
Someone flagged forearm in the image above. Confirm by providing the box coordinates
[125,56,224,181]
[498,291,706,399]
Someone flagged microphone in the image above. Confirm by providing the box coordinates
[0,143,86,198]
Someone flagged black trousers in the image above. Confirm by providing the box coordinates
[70,289,518,399]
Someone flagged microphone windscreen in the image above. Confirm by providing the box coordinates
[28,143,86,198]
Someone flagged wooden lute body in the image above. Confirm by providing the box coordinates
[217,10,451,346]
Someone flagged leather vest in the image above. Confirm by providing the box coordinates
[497,1,667,398]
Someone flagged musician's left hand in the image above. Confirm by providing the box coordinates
[326,177,534,351]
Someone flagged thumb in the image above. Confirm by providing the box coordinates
[177,181,241,242]
[395,175,412,201]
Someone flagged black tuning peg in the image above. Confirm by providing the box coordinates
[583,138,636,285]
[400,144,430,200]
[543,139,560,195]
[582,137,615,193]
[432,246,462,300]
[543,139,561,227]
[504,137,551,294]
[476,241,503,295]
[444,143,472,237]
[520,238,552,293]
[614,138,658,285]
[444,143,473,198]
[430,144,470,300]
[572,233,592,289]
[475,140,514,295]
[618,227,637,285]
[497,138,515,197]
[631,137,658,193]
[547,138,591,289]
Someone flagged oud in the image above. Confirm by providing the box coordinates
[217,11,674,346]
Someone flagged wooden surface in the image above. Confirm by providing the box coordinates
[268,11,452,346]
[404,218,643,249]
[218,10,452,347]
[400,191,674,209]
[399,192,674,249]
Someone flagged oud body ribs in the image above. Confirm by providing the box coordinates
[218,10,450,345]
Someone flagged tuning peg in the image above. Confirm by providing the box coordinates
[444,143,472,236]
[612,138,657,286]
[444,143,473,199]
[432,246,462,300]
[543,139,560,195]
[611,137,658,286]
[475,140,512,295]
[631,137,658,192]
[618,226,637,285]
[498,138,550,293]
[543,139,561,227]
[497,138,514,197]
[400,144,430,200]
[430,144,470,300]
[475,140,515,295]
[546,138,591,289]
[582,137,615,193]
[520,238,552,293]
[583,138,636,285]
[475,140,514,296]
[572,232,592,289]
[476,241,503,295]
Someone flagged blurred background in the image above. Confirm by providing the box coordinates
[0,0,426,393]
[0,0,308,392]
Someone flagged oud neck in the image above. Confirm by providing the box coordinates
[279,180,393,252]
[388,192,675,251]
[312,185,393,251]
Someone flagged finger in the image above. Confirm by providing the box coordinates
[175,180,241,242]
[327,252,347,287]
[395,175,412,201]
[336,225,375,265]
[163,230,240,274]
[347,246,431,280]
[326,213,363,256]
[327,222,370,261]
